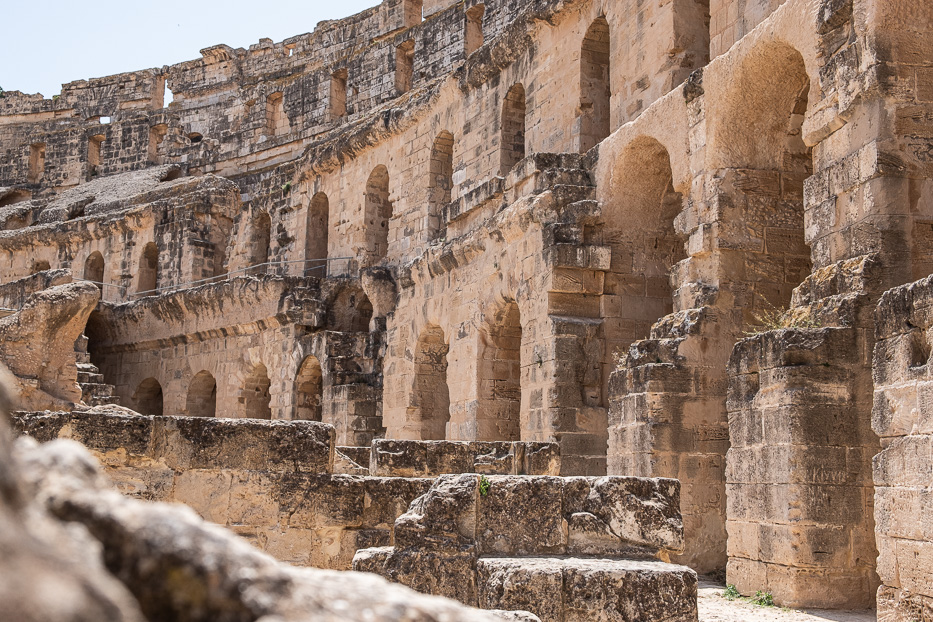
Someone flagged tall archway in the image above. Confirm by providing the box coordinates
[187,371,217,418]
[428,131,454,241]
[133,378,164,416]
[306,192,329,275]
[500,84,526,175]
[242,363,272,420]
[295,356,323,421]
[83,251,105,293]
[137,242,159,295]
[578,17,611,153]
[248,211,272,274]
[478,300,522,441]
[413,325,450,440]
[365,165,392,263]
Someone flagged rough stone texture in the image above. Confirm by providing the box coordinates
[370,439,560,477]
[1,0,932,613]
[0,370,540,621]
[725,257,883,609]
[0,281,99,410]
[872,275,933,621]
[354,473,696,621]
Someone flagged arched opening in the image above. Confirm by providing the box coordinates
[500,84,526,175]
[330,68,348,121]
[706,43,813,318]
[31,260,51,274]
[133,378,164,416]
[395,40,415,95]
[295,356,323,421]
[306,192,329,275]
[148,124,168,164]
[88,134,105,179]
[465,4,485,56]
[83,251,105,293]
[137,242,159,295]
[187,371,217,418]
[413,325,450,440]
[242,363,272,420]
[365,165,392,263]
[327,287,374,332]
[428,131,454,241]
[601,137,687,403]
[83,311,110,375]
[248,211,272,274]
[478,300,522,441]
[265,92,289,136]
[187,132,203,144]
[578,17,611,153]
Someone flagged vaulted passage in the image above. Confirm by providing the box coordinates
[84,251,105,293]
[365,165,392,263]
[478,300,522,441]
[187,371,217,418]
[133,378,163,416]
[137,242,159,295]
[413,325,450,440]
[500,84,526,175]
[242,363,272,420]
[428,131,454,241]
[248,211,272,274]
[295,356,323,421]
[578,17,611,153]
[306,192,329,274]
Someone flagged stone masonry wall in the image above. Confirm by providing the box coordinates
[873,275,933,620]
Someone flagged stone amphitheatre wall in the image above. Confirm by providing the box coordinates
[0,0,932,614]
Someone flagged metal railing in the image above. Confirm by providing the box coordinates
[128,257,356,299]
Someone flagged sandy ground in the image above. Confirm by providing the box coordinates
[699,579,876,622]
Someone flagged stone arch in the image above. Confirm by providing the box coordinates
[428,131,454,241]
[413,325,450,440]
[242,363,272,420]
[327,286,373,333]
[500,84,526,175]
[137,242,159,295]
[707,40,813,315]
[83,251,105,293]
[365,165,392,263]
[707,41,812,170]
[477,299,522,441]
[248,211,272,274]
[187,371,217,418]
[133,378,163,416]
[601,136,687,401]
[306,192,329,275]
[294,356,323,421]
[578,16,611,153]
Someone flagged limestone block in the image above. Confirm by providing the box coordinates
[358,547,479,606]
[152,415,334,473]
[476,476,566,555]
[394,474,478,552]
[276,474,365,529]
[478,557,698,622]
[363,476,433,530]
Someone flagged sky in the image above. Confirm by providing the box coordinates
[0,0,379,98]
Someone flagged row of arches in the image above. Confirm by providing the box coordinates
[76,243,160,298]
[130,356,324,421]
[409,300,523,442]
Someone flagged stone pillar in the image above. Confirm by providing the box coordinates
[872,275,933,620]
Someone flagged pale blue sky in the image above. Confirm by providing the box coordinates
[1,0,378,98]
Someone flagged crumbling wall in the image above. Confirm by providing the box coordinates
[872,275,933,620]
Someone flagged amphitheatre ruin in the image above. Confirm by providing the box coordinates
[0,0,931,619]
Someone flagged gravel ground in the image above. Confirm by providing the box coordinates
[698,579,876,622]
